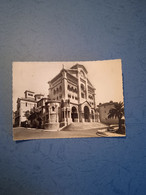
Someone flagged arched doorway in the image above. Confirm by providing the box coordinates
[84,106,90,122]
[71,106,78,122]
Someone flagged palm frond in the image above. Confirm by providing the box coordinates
[108,102,124,119]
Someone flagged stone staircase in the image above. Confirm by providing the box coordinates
[61,122,108,131]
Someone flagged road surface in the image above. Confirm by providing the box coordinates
[13,127,125,141]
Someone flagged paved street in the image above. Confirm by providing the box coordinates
[13,127,125,141]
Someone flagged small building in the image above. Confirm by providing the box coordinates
[15,90,37,126]
[98,101,119,125]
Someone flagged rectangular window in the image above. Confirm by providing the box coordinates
[28,93,33,96]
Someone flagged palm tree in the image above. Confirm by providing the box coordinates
[108,102,124,132]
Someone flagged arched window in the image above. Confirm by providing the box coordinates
[80,70,85,78]
[88,95,93,99]
[54,89,56,95]
[52,106,55,111]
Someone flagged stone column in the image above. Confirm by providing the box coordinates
[66,108,68,124]
[85,79,88,101]
[82,112,85,122]
[62,70,68,100]
[93,89,96,109]
[48,81,52,99]
[77,112,79,122]
[77,71,81,104]
[56,107,58,123]
[61,108,64,122]
[48,105,51,123]
[64,108,67,124]
[67,108,72,124]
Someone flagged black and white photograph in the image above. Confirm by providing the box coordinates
[13,60,125,140]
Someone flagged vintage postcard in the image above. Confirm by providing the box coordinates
[13,60,125,140]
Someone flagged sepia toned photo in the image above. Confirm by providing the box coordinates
[13,60,125,141]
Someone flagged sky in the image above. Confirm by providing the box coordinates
[13,59,124,111]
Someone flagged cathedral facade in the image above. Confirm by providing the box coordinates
[45,64,98,129]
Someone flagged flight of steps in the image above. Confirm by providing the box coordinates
[61,122,108,131]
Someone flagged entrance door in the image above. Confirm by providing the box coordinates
[71,107,78,122]
[84,106,90,122]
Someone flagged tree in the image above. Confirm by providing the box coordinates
[25,107,42,128]
[108,102,125,133]
[25,110,30,119]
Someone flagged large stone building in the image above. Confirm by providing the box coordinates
[46,64,98,129]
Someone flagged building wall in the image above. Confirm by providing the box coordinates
[35,94,44,102]
[37,98,48,107]
[67,81,78,104]
[49,76,63,101]
[24,90,35,99]
[98,103,119,125]
[19,100,37,125]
